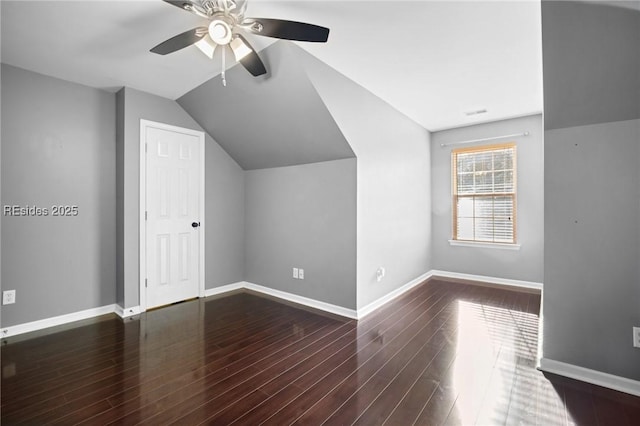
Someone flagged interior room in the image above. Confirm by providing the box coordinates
[1,0,639,424]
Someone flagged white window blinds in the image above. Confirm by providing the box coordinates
[452,143,516,243]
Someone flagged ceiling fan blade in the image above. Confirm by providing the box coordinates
[243,18,329,42]
[230,34,267,76]
[162,0,207,17]
[150,27,208,55]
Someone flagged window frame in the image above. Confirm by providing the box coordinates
[451,142,517,245]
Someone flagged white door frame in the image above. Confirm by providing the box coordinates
[139,119,206,312]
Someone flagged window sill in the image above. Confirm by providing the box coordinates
[448,240,521,250]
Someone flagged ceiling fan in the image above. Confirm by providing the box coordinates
[151,0,329,84]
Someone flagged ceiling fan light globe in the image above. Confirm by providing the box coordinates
[229,37,251,60]
[195,36,216,59]
[208,20,232,45]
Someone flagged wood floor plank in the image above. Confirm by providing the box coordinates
[535,375,568,426]
[101,320,338,425]
[1,296,290,412]
[351,329,448,425]
[21,304,330,424]
[169,321,357,425]
[592,392,633,426]
[563,383,598,426]
[264,287,460,425]
[130,321,347,426]
[233,283,454,425]
[382,330,457,425]
[4,305,325,423]
[288,286,474,425]
[3,282,639,425]
[413,375,459,425]
[323,316,455,425]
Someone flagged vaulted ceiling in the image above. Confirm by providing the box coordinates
[178,42,355,170]
[1,0,544,131]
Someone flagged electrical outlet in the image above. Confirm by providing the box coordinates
[299,269,304,280]
[2,363,16,378]
[2,290,16,305]
[293,268,299,279]
[633,327,640,348]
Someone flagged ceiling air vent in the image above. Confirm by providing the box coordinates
[464,108,488,116]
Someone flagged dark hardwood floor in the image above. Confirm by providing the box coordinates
[2,279,640,425]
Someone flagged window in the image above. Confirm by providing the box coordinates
[452,143,516,244]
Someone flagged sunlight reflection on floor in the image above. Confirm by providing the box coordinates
[451,299,554,425]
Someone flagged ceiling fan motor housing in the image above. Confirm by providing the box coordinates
[152,0,330,79]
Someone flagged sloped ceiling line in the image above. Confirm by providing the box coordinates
[177,42,355,170]
[1,1,543,136]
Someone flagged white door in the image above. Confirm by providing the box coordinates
[143,122,204,309]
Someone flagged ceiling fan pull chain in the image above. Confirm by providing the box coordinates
[221,46,227,86]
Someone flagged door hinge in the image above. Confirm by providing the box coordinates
[145,211,148,220]
[145,143,148,153]
[145,278,148,288]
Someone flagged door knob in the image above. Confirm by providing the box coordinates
[192,222,200,228]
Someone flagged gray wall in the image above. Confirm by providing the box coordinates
[119,87,244,308]
[1,5,3,325]
[297,47,432,310]
[115,89,125,308]
[431,115,544,283]
[542,1,640,130]
[244,158,357,309]
[1,64,116,326]
[544,119,640,379]
[178,42,355,170]
[542,1,640,380]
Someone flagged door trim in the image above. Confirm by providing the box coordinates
[139,119,206,312]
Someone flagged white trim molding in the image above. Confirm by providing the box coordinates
[204,282,245,298]
[202,271,541,320]
[448,240,521,250]
[1,271,544,338]
[245,282,358,319]
[430,269,543,292]
[539,358,640,397]
[357,271,434,320]
[115,305,141,318]
[139,119,206,312]
[1,304,116,338]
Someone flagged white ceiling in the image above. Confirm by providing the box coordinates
[1,0,543,131]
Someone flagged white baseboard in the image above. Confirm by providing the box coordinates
[356,271,434,319]
[204,282,245,298]
[429,269,543,292]
[115,305,141,318]
[245,282,358,319]
[539,358,640,397]
[1,304,116,338]
[0,271,542,339]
